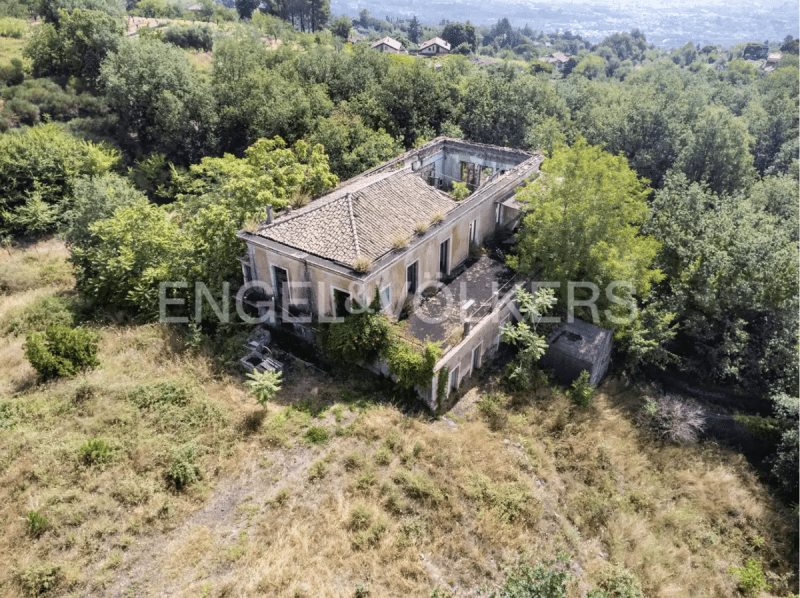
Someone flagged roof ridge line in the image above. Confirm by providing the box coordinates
[345,192,360,259]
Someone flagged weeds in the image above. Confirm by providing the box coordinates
[26,510,49,538]
[16,562,61,597]
[636,395,706,444]
[308,459,328,480]
[78,438,114,466]
[166,443,201,490]
[729,559,769,596]
[305,426,329,445]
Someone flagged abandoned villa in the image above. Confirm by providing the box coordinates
[236,137,600,410]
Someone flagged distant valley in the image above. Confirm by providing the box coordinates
[332,0,800,47]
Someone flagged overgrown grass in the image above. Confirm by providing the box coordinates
[0,240,795,598]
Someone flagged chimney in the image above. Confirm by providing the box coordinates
[266,205,274,224]
[463,320,471,337]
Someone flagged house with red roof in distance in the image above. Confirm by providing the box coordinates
[419,37,451,56]
[370,36,403,53]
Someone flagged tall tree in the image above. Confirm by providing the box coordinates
[100,38,217,164]
[513,137,663,324]
[408,15,420,44]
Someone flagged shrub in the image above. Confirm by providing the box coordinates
[478,393,509,431]
[385,341,440,390]
[636,395,706,444]
[272,487,290,506]
[321,294,394,364]
[162,24,213,51]
[308,459,328,480]
[166,443,201,490]
[128,382,192,410]
[246,369,282,407]
[451,181,471,200]
[347,503,373,530]
[352,517,387,550]
[374,446,392,466]
[729,559,769,596]
[0,17,26,38]
[0,57,24,87]
[78,438,113,466]
[393,470,444,504]
[467,473,538,525]
[305,426,329,444]
[489,561,570,598]
[23,324,99,381]
[568,370,595,408]
[16,562,61,596]
[587,566,644,598]
[344,451,365,471]
[26,510,48,538]
[6,293,75,336]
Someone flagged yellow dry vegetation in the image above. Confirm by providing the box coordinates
[0,239,796,598]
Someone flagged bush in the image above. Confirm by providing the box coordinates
[0,57,24,87]
[489,561,570,598]
[467,473,538,525]
[166,443,201,490]
[246,369,282,407]
[162,24,213,52]
[16,562,61,596]
[636,395,706,444]
[385,341,440,390]
[478,393,508,431]
[568,370,595,408]
[321,294,394,364]
[587,566,644,598]
[347,503,373,530]
[0,17,25,37]
[23,324,99,381]
[78,438,113,466]
[26,510,48,538]
[308,458,328,480]
[305,426,329,444]
[128,382,192,410]
[729,559,769,596]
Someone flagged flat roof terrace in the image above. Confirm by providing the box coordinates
[403,255,516,348]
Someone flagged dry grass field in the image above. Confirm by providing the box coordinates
[0,239,796,598]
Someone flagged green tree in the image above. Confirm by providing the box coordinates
[514,138,663,323]
[100,37,217,164]
[309,110,400,180]
[0,123,119,236]
[234,0,259,19]
[407,15,420,44]
[39,0,121,24]
[69,198,188,315]
[646,173,798,391]
[25,8,123,87]
[329,14,350,39]
[572,55,605,80]
[62,173,145,248]
[675,105,756,195]
[500,286,556,390]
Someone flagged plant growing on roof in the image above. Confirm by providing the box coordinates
[413,220,428,234]
[352,256,373,272]
[390,230,408,249]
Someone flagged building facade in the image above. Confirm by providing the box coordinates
[237,138,544,409]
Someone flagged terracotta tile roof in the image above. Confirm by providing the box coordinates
[370,36,402,51]
[255,170,456,267]
[419,37,451,51]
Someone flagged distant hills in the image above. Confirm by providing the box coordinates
[331,0,800,48]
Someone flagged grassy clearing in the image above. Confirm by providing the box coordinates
[0,239,796,598]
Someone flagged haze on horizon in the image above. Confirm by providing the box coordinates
[332,0,800,48]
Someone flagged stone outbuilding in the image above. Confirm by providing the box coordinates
[539,319,613,386]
